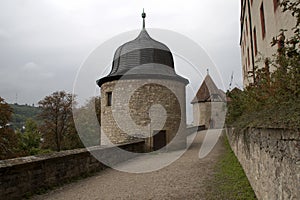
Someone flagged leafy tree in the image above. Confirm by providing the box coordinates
[0,97,12,126]
[0,97,19,159]
[38,91,82,151]
[18,118,41,155]
[271,0,300,100]
[73,96,101,147]
[10,104,41,130]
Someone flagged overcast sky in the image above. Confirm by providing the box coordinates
[0,0,242,105]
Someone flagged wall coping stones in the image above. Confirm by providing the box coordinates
[0,140,145,199]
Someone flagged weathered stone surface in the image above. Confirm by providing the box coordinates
[100,79,187,150]
[0,141,145,200]
[193,102,226,129]
[226,127,300,200]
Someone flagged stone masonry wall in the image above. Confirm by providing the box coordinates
[226,127,300,200]
[101,79,187,150]
[193,102,226,129]
[0,140,145,200]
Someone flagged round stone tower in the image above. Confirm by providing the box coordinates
[97,11,189,151]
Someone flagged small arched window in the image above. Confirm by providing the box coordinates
[106,92,112,106]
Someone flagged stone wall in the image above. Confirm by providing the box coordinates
[0,140,145,200]
[101,79,187,150]
[226,127,300,200]
[193,102,226,129]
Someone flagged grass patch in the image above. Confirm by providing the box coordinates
[205,136,257,200]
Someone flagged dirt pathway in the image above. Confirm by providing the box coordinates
[32,130,225,200]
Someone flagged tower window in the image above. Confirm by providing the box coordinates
[260,3,266,39]
[106,92,112,106]
[253,27,258,56]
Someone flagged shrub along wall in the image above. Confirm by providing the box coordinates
[226,127,300,200]
[0,140,145,200]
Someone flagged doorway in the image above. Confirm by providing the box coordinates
[153,130,167,151]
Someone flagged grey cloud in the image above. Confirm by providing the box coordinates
[0,0,242,104]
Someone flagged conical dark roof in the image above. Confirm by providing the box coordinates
[109,29,175,75]
[97,28,188,87]
[191,74,226,103]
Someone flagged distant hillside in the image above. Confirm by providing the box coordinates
[10,104,42,130]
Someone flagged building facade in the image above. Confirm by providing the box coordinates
[240,0,295,86]
[97,12,189,151]
[191,74,226,129]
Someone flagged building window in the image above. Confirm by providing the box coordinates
[245,17,248,36]
[242,41,245,55]
[247,47,250,66]
[106,92,112,106]
[260,3,266,39]
[253,27,258,56]
[273,0,280,11]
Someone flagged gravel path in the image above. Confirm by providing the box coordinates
[32,130,225,200]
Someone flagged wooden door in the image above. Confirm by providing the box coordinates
[153,130,166,151]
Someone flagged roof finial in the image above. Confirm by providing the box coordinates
[207,68,209,75]
[142,8,146,29]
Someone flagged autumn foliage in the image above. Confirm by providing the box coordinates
[0,97,19,159]
[227,0,300,129]
[38,91,83,151]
